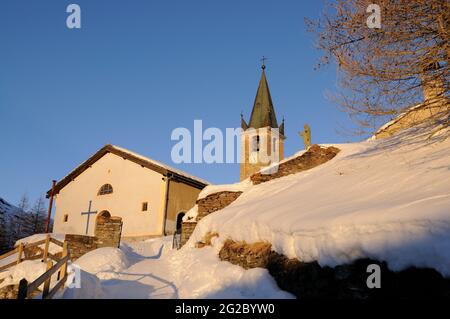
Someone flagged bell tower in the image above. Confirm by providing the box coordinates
[240,61,285,181]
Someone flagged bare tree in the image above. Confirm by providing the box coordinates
[17,193,30,213]
[30,197,47,234]
[307,0,449,134]
[0,212,8,253]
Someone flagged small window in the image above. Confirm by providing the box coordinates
[63,214,69,222]
[98,184,113,195]
[142,202,148,211]
[252,135,260,152]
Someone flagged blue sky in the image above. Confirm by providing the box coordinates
[0,0,359,206]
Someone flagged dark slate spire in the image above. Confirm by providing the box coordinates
[247,65,279,130]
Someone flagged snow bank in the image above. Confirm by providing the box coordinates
[183,205,198,222]
[59,268,104,299]
[122,236,173,258]
[57,236,292,299]
[198,179,252,200]
[0,260,48,289]
[189,123,450,276]
[74,247,131,280]
[168,245,293,299]
[15,233,65,255]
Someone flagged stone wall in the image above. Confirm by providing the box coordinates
[94,216,123,248]
[179,191,242,247]
[65,234,97,261]
[197,191,243,221]
[218,239,450,299]
[65,215,123,260]
[180,222,197,247]
[251,145,340,185]
[218,240,272,269]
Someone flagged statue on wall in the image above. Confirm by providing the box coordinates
[299,124,311,150]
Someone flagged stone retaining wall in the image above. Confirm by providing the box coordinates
[218,239,450,299]
[197,191,243,221]
[251,144,340,185]
[180,222,197,247]
[94,216,122,248]
[179,191,242,247]
[219,240,272,269]
[65,215,123,260]
[65,234,97,261]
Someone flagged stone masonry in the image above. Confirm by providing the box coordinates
[218,239,272,269]
[180,222,197,247]
[251,144,340,185]
[65,234,97,261]
[218,239,450,299]
[94,216,123,248]
[196,191,243,221]
[65,215,123,260]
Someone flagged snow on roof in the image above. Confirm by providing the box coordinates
[111,145,210,185]
[372,103,423,138]
[49,144,209,196]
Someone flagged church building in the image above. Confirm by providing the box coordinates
[49,62,285,240]
[240,63,285,180]
[48,144,208,240]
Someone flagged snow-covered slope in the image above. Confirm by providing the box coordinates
[190,123,450,276]
[0,197,19,218]
[57,237,292,299]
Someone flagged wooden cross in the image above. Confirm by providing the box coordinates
[81,200,97,235]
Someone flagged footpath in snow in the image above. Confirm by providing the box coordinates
[55,237,292,299]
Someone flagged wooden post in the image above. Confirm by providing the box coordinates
[17,278,28,299]
[17,243,24,265]
[61,241,68,278]
[42,260,53,299]
[43,235,50,261]
[45,180,57,233]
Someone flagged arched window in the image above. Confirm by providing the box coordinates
[98,184,113,195]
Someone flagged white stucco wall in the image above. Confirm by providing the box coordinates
[53,153,166,237]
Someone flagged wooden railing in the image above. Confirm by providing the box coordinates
[17,241,70,299]
[0,235,70,299]
[172,230,182,250]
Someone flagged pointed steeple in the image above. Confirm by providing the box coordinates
[241,112,248,130]
[247,66,279,130]
[279,117,285,136]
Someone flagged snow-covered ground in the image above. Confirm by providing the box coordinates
[190,123,450,276]
[2,121,449,299]
[2,235,291,299]
[16,233,65,255]
[59,237,292,299]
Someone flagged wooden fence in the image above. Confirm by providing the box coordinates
[0,235,71,299]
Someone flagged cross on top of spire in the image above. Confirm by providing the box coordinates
[261,56,268,70]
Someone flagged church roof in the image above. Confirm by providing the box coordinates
[247,69,279,130]
[46,145,209,197]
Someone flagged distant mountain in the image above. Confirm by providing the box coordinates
[0,197,20,217]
